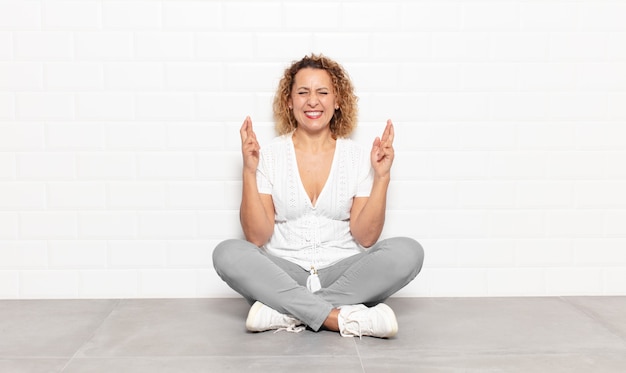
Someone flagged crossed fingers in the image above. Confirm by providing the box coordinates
[376,119,395,162]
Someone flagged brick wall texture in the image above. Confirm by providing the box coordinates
[1,0,626,298]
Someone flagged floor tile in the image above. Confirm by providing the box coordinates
[361,352,626,373]
[2,296,626,372]
[564,296,626,339]
[0,300,118,357]
[64,356,363,373]
[77,298,358,358]
[356,297,626,356]
[0,358,68,373]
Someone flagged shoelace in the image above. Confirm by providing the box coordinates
[273,324,306,334]
[343,319,365,339]
[340,307,369,338]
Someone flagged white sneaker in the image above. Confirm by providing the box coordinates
[338,303,398,338]
[245,301,305,333]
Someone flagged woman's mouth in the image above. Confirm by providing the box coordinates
[304,111,323,119]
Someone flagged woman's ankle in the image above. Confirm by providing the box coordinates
[322,308,340,331]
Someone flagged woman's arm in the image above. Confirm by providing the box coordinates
[349,120,395,248]
[349,178,389,248]
[239,117,275,247]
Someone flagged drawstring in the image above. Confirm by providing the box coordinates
[306,266,321,292]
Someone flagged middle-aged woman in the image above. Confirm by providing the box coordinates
[213,54,424,338]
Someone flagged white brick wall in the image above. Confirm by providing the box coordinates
[1,0,625,299]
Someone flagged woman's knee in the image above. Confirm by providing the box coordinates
[382,237,425,274]
[212,238,251,271]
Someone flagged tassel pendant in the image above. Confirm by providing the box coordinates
[306,266,321,293]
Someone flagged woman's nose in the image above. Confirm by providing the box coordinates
[307,94,319,106]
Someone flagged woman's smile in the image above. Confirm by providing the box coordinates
[304,111,323,119]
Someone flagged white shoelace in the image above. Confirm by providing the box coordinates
[274,324,306,333]
[343,319,365,338]
[339,305,372,338]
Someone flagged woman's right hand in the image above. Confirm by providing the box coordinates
[239,116,260,174]
[239,116,274,246]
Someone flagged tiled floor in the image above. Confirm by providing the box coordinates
[1,297,626,372]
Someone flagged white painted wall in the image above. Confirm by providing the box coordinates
[1,0,625,299]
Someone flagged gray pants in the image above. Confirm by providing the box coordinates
[213,237,424,331]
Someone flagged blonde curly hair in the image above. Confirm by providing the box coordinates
[273,54,358,138]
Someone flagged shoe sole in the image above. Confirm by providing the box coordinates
[376,303,399,338]
[246,301,265,332]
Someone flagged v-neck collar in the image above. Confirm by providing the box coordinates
[288,133,339,209]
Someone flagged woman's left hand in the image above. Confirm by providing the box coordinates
[370,119,395,179]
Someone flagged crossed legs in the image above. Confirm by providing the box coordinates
[212,237,424,332]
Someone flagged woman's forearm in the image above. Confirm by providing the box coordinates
[350,176,390,248]
[240,172,274,247]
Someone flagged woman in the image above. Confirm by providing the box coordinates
[213,54,424,338]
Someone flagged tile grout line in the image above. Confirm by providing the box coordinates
[353,337,366,373]
[58,299,122,372]
[559,297,626,345]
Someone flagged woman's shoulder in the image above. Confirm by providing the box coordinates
[261,133,292,153]
[337,137,367,155]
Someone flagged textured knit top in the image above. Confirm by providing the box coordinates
[256,132,374,270]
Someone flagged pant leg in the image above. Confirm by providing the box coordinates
[212,239,333,331]
[315,237,424,307]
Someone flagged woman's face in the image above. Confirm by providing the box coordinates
[289,67,338,133]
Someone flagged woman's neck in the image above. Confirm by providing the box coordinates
[292,128,336,154]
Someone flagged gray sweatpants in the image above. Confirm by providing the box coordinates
[212,237,424,331]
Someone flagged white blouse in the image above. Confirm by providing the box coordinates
[256,132,374,270]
